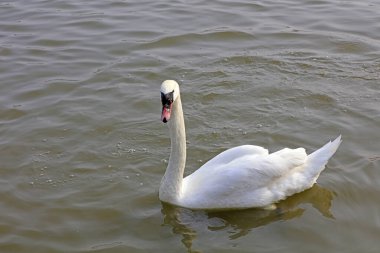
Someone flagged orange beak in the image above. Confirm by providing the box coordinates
[161,104,172,123]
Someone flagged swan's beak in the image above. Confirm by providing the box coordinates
[161,104,172,123]
[161,91,174,123]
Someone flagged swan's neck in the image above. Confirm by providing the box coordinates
[159,95,186,204]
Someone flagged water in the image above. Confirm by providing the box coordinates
[0,0,379,252]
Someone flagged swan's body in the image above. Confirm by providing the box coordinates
[159,80,341,210]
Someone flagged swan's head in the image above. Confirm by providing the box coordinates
[160,80,180,123]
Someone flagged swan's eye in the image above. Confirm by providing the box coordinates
[161,90,174,107]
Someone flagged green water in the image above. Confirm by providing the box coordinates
[0,0,379,252]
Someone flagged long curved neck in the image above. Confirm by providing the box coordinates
[159,95,186,204]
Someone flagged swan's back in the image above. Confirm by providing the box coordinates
[180,136,341,210]
[181,145,308,209]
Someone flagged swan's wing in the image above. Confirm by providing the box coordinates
[182,147,308,208]
[199,145,269,170]
[254,147,307,179]
[213,147,307,188]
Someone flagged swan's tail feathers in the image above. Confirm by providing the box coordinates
[306,135,342,180]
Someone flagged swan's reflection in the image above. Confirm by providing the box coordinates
[161,184,334,251]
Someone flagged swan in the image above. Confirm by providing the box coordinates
[159,80,341,210]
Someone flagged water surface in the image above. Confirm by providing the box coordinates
[0,0,380,252]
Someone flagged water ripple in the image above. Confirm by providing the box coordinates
[0,0,380,252]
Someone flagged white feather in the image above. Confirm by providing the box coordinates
[159,80,342,210]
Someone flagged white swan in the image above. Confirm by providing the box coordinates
[159,80,341,210]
